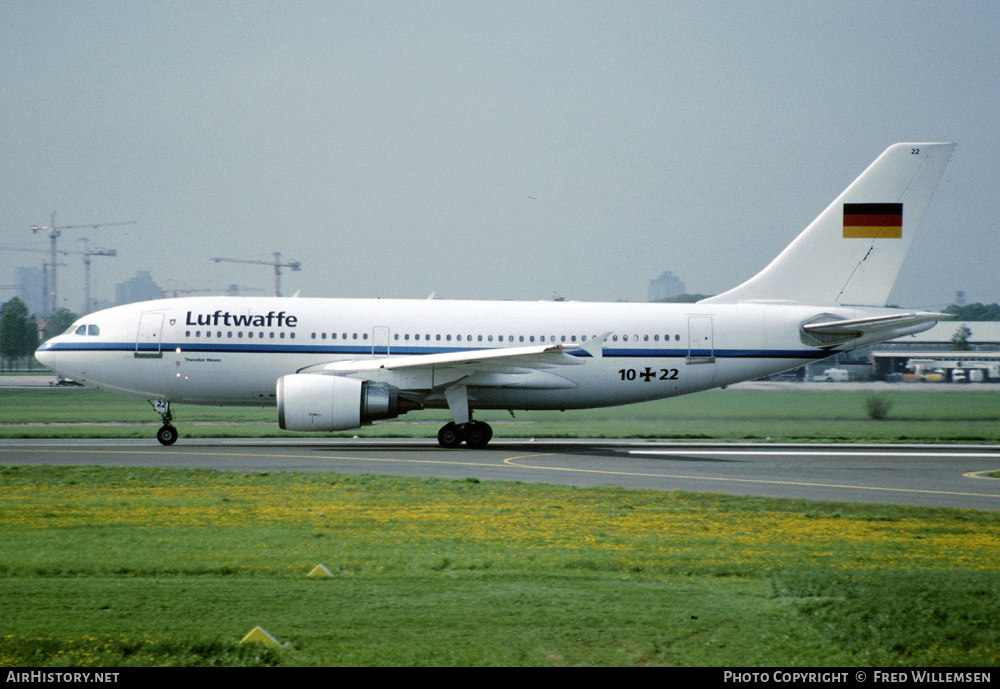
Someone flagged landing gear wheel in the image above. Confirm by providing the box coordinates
[464,421,493,449]
[437,422,463,449]
[157,425,179,446]
[437,421,494,448]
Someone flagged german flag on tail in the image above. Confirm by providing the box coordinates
[843,203,902,239]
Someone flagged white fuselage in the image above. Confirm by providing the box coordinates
[36,295,878,413]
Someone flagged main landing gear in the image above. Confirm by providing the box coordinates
[437,384,493,449]
[437,420,493,449]
[150,400,178,446]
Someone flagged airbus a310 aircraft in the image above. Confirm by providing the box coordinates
[36,142,954,448]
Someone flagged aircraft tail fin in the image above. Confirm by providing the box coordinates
[702,143,954,307]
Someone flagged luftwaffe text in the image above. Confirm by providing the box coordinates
[185,310,297,328]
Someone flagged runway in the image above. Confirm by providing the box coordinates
[2,438,999,510]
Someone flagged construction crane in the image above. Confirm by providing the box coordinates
[160,287,215,299]
[76,239,119,315]
[4,243,117,315]
[29,212,136,318]
[160,284,268,299]
[209,253,301,297]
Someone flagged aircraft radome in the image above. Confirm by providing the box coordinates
[36,143,955,448]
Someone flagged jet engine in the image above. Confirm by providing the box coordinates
[277,374,410,432]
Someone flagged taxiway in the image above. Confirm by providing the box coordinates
[2,438,998,510]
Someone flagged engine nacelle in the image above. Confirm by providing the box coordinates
[277,374,405,432]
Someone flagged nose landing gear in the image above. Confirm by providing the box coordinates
[156,424,179,446]
[149,400,179,446]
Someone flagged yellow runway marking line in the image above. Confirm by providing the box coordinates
[503,454,1000,500]
[964,469,1000,481]
[5,446,998,501]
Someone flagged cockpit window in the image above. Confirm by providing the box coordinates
[71,324,101,336]
[74,325,87,336]
[87,325,100,336]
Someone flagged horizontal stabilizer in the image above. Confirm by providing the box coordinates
[801,312,945,349]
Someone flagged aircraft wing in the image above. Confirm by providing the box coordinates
[297,334,610,391]
[801,312,945,348]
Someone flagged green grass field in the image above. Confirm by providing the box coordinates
[0,466,998,667]
[1,386,999,666]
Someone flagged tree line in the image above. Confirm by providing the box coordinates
[0,298,76,371]
[941,303,1000,321]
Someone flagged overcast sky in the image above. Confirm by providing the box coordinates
[2,1,997,313]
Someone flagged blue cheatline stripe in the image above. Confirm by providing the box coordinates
[39,341,828,360]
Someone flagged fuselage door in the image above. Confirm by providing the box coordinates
[687,315,715,364]
[373,326,390,357]
[135,312,165,359]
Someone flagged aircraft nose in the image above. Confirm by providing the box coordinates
[35,340,59,370]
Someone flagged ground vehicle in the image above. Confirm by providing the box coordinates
[812,368,849,382]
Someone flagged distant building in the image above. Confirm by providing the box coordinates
[15,266,44,318]
[116,271,162,305]
[648,271,686,302]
